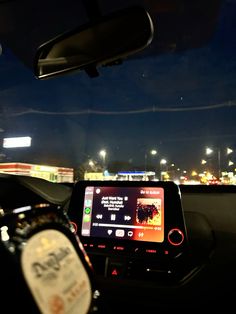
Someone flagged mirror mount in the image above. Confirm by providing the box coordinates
[84,65,99,78]
[81,0,102,21]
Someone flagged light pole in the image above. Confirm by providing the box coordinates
[88,160,95,170]
[205,147,220,178]
[99,149,106,171]
[160,158,167,181]
[144,149,157,179]
[226,147,234,170]
[205,146,233,179]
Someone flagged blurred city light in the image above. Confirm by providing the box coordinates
[3,136,32,148]
[206,147,213,155]
[150,149,157,155]
[160,159,167,165]
[99,150,107,171]
[99,150,106,158]
[88,160,94,167]
[227,147,233,155]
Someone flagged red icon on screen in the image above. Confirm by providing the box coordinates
[112,269,118,276]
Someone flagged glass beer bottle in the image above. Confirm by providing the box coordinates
[0,203,101,314]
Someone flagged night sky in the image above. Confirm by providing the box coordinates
[0,0,236,174]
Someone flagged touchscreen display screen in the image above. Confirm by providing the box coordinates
[81,186,164,243]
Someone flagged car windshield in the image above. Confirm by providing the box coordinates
[0,0,235,185]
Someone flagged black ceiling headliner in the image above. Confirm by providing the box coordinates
[0,0,223,69]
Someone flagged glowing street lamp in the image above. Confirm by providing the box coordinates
[205,147,221,178]
[99,150,107,170]
[144,149,158,176]
[205,146,234,179]
[99,149,106,159]
[201,159,207,165]
[227,147,233,155]
[206,147,213,155]
[160,159,167,165]
[88,160,94,167]
[160,159,167,181]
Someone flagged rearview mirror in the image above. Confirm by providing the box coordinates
[34,6,154,79]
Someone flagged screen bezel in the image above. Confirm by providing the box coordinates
[68,181,188,253]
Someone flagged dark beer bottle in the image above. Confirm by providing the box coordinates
[0,203,101,314]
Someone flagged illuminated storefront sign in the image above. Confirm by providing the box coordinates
[0,162,74,183]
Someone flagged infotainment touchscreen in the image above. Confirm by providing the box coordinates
[81,186,164,243]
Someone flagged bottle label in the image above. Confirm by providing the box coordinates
[21,229,92,314]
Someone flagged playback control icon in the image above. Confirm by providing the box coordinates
[124,215,131,221]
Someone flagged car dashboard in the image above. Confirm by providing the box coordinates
[1,174,236,313]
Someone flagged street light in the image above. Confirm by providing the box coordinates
[144,149,157,177]
[227,147,233,155]
[160,159,167,165]
[206,147,213,155]
[99,150,106,170]
[160,158,167,181]
[205,147,219,177]
[204,146,234,179]
[228,160,234,166]
[201,159,207,165]
[88,160,94,167]
[99,149,106,158]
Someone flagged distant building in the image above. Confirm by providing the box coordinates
[84,172,104,180]
[117,171,156,181]
[84,171,117,181]
[0,162,74,183]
